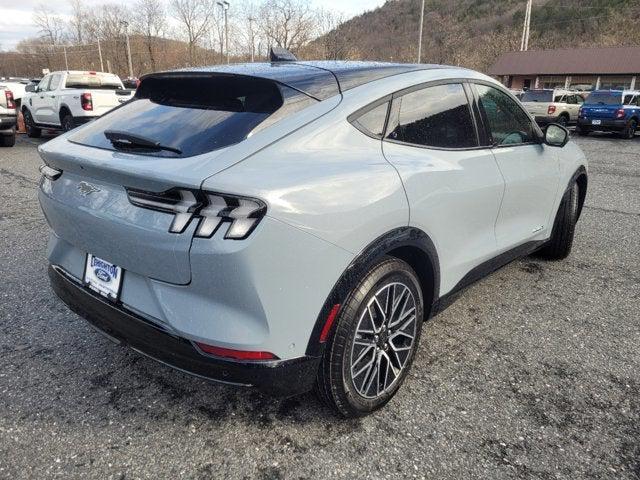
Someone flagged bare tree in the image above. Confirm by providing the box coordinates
[132,0,167,71]
[171,0,215,64]
[33,4,65,45]
[258,0,316,53]
[316,9,350,60]
[68,0,89,44]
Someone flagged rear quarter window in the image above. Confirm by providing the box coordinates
[68,74,316,158]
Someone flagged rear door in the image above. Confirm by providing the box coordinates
[381,82,505,293]
[471,83,560,250]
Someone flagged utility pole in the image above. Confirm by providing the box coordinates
[63,45,69,70]
[520,0,532,52]
[248,16,255,62]
[217,1,230,64]
[97,38,104,72]
[121,20,134,78]
[417,0,425,63]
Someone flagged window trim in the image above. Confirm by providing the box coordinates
[383,78,484,152]
[469,80,544,149]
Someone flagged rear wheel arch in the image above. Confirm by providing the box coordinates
[59,105,72,122]
[306,227,440,357]
[575,170,588,220]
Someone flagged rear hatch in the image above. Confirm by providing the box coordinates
[520,90,554,116]
[38,70,330,284]
[582,92,623,119]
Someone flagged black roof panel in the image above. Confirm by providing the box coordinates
[149,61,447,100]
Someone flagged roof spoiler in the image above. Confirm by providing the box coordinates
[270,47,297,62]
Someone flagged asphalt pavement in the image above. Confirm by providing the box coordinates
[0,131,639,479]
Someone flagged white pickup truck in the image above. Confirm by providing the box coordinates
[22,71,134,137]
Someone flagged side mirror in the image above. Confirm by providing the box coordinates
[544,123,569,147]
[25,84,36,93]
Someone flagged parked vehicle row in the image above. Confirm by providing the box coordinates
[514,87,639,139]
[38,58,588,417]
[21,71,134,138]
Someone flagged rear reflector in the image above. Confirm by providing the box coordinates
[319,304,341,343]
[195,342,277,361]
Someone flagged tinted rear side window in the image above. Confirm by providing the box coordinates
[69,75,311,157]
[351,102,389,138]
[386,83,476,149]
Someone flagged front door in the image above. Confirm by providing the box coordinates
[472,83,560,250]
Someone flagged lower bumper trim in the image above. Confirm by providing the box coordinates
[48,265,320,396]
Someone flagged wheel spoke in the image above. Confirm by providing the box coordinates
[349,280,418,399]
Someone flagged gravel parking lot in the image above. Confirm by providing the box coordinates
[1,131,639,480]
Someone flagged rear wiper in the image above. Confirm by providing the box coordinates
[104,130,182,155]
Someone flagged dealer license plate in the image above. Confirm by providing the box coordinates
[84,254,123,301]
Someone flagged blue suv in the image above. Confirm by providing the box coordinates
[577,90,640,139]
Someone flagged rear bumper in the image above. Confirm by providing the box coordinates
[0,114,17,134]
[48,265,321,396]
[577,118,627,131]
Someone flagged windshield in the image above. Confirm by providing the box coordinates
[65,73,123,90]
[521,91,553,102]
[585,92,623,105]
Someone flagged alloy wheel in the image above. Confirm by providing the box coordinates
[350,281,418,399]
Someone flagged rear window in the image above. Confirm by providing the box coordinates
[586,92,623,105]
[68,75,314,157]
[520,91,553,102]
[65,73,123,90]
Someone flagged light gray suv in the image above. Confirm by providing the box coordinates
[40,58,588,417]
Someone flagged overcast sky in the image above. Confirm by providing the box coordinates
[0,0,386,50]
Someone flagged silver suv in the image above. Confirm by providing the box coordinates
[39,59,588,417]
[520,89,585,127]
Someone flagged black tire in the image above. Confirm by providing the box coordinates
[23,110,41,138]
[315,257,424,417]
[0,133,16,147]
[620,119,637,140]
[61,112,76,132]
[557,114,569,127]
[536,182,579,260]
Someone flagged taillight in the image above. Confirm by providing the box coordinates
[81,92,93,111]
[194,342,277,361]
[4,90,15,109]
[578,107,583,117]
[548,105,556,115]
[126,188,267,240]
[615,108,625,119]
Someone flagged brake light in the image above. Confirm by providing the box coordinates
[578,107,583,117]
[4,90,15,109]
[615,108,625,119]
[547,105,556,115]
[126,187,267,240]
[81,92,93,111]
[194,342,277,361]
